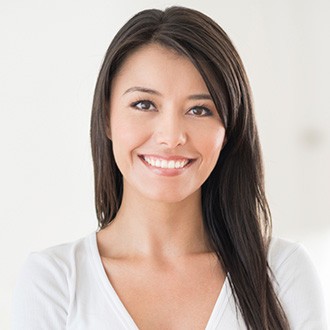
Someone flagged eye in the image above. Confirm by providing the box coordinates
[187,106,213,117]
[130,100,157,111]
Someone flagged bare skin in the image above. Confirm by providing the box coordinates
[96,44,226,329]
[97,192,226,329]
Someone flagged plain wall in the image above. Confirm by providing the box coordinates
[1,0,329,327]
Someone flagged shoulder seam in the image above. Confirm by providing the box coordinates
[273,242,301,271]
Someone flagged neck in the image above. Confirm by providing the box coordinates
[100,187,211,259]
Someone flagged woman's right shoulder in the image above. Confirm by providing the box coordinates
[12,232,97,329]
[23,232,94,273]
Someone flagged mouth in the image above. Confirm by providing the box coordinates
[139,155,194,169]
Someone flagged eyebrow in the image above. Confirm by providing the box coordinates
[123,87,161,96]
[122,86,212,100]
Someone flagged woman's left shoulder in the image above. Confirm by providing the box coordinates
[267,237,328,329]
[267,236,310,272]
[267,236,321,294]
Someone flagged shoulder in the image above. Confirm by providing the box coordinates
[267,236,309,272]
[17,231,96,291]
[21,233,93,277]
[36,232,93,258]
[267,236,322,298]
[267,237,328,329]
[12,232,96,329]
[267,236,322,290]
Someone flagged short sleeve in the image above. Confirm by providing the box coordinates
[11,252,69,330]
[271,242,328,330]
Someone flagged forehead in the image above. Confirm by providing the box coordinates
[111,43,210,95]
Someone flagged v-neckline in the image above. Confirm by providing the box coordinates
[89,231,230,329]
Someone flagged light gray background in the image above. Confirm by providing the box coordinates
[1,0,329,328]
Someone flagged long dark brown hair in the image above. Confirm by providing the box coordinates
[91,6,289,329]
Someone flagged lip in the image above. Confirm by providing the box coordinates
[138,154,195,176]
[139,154,194,161]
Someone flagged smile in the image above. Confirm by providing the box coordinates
[140,155,192,169]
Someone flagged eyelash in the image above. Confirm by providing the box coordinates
[188,106,213,117]
[130,100,157,112]
[130,100,213,117]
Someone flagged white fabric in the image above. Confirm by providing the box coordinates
[12,232,328,329]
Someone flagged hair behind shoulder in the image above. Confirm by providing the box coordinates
[90,6,289,329]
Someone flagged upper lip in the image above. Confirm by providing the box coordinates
[139,154,194,161]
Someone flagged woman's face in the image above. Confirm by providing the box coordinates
[108,43,226,203]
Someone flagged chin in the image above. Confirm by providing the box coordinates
[141,188,200,205]
[149,195,188,204]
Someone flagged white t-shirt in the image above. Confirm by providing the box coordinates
[12,232,328,329]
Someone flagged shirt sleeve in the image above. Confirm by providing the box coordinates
[273,242,328,330]
[11,252,69,330]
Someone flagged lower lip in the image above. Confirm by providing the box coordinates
[139,157,194,177]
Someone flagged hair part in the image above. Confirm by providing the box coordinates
[90,6,289,329]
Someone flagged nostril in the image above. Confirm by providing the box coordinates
[154,122,187,146]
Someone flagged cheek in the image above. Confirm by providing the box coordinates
[213,129,226,152]
[194,125,226,163]
[110,115,148,166]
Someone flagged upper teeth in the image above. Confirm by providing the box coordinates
[143,156,190,169]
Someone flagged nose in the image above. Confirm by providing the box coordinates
[154,112,187,148]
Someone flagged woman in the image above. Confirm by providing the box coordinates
[12,7,327,330]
